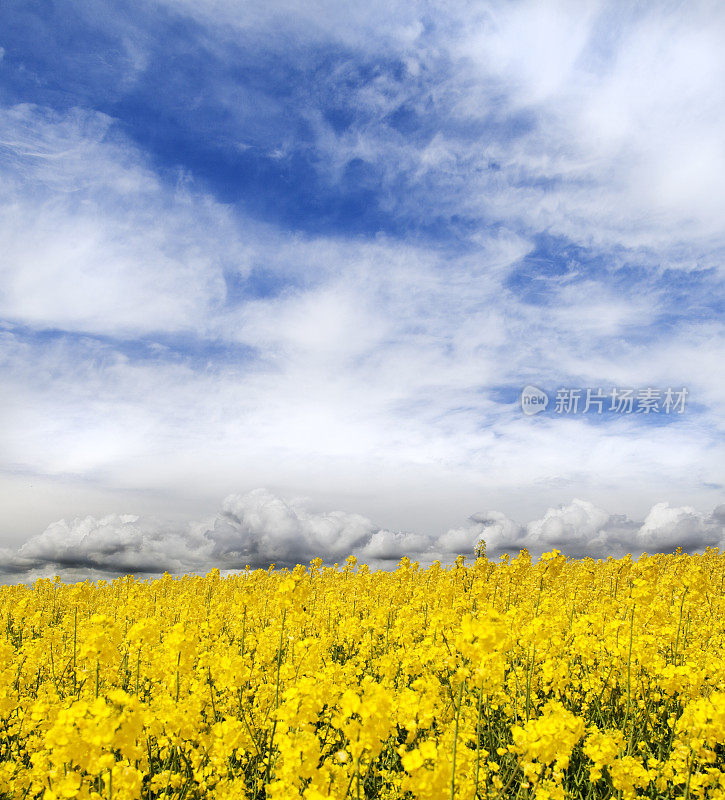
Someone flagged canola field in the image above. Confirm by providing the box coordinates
[1,550,725,800]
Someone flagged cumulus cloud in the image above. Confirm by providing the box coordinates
[0,490,414,582]
[463,498,725,560]
[1,492,724,584]
[208,490,378,566]
[357,529,432,562]
[440,510,528,557]
[633,503,723,553]
[1,514,210,579]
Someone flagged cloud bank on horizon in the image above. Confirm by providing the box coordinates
[0,0,723,559]
[1,489,724,584]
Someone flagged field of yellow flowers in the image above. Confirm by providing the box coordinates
[1,549,725,799]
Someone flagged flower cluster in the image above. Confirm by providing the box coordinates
[1,548,725,798]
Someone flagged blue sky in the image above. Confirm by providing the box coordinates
[0,0,724,576]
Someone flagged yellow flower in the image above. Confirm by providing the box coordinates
[1,548,724,798]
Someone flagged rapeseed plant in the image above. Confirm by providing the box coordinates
[0,548,724,798]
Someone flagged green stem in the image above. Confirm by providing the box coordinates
[625,605,635,734]
[264,609,287,787]
[450,680,464,800]
[674,589,688,665]
[474,684,484,799]
[72,606,77,696]
[525,645,536,723]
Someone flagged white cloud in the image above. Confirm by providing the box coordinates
[0,104,234,337]
[0,489,407,581]
[464,498,725,560]
[39,1,725,255]
[211,489,376,564]
[479,2,725,247]
[633,502,721,553]
[358,529,432,561]
[15,513,206,574]
[462,0,602,106]
[268,0,725,252]
[2,491,724,584]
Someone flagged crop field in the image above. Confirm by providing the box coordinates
[1,550,724,799]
